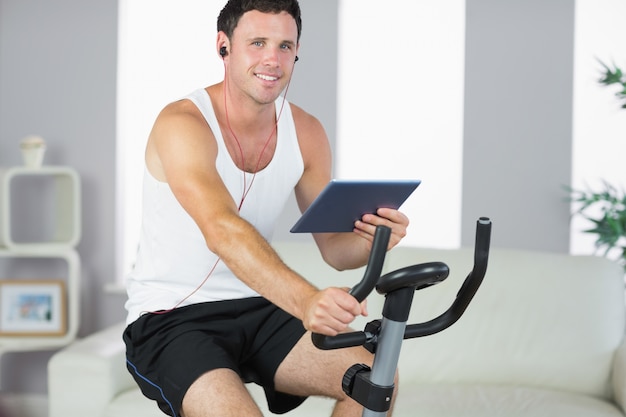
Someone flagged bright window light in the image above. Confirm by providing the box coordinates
[337,0,466,249]
[116,0,224,282]
[571,0,626,257]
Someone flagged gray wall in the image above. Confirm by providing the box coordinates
[461,0,574,251]
[272,0,339,242]
[0,0,119,394]
[0,0,575,397]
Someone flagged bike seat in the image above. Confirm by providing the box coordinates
[376,261,449,294]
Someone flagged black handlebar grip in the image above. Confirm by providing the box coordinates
[311,331,367,351]
[350,225,391,302]
[473,217,491,277]
[404,217,492,339]
[312,225,391,350]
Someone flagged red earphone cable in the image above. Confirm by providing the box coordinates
[224,72,291,209]
[150,61,294,315]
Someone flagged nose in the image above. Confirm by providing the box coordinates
[262,46,281,67]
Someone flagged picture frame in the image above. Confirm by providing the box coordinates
[0,280,66,336]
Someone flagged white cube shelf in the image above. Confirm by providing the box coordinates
[0,166,81,250]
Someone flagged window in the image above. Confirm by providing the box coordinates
[336,0,466,249]
[571,0,626,256]
[116,0,224,281]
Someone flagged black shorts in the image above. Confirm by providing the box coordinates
[123,297,307,416]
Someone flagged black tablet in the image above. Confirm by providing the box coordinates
[290,179,421,233]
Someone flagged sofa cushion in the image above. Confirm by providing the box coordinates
[387,248,625,400]
[396,384,625,417]
[103,389,161,417]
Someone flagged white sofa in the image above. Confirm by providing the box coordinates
[49,243,626,417]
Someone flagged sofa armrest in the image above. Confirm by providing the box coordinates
[48,322,135,417]
[612,335,626,412]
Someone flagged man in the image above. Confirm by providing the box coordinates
[123,1,409,416]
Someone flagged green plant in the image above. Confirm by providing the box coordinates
[569,60,626,271]
[598,60,626,109]
[570,182,626,271]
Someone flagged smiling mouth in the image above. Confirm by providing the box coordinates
[255,73,279,81]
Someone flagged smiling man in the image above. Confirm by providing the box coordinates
[122,1,409,416]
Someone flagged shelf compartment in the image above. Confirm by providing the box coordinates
[0,166,81,250]
[0,248,80,352]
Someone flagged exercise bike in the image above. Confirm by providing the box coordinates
[311,217,492,417]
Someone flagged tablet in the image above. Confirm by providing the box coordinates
[290,179,421,233]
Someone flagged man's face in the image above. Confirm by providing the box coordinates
[225,10,299,105]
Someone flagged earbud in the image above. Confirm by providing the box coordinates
[295,56,299,62]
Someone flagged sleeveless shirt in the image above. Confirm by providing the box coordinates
[124,88,304,324]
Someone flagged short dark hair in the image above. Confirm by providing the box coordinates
[217,0,302,42]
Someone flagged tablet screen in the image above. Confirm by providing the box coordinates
[290,179,421,233]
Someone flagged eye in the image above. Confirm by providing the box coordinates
[252,40,264,47]
[280,43,292,51]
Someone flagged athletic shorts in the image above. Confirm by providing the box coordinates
[123,297,307,417]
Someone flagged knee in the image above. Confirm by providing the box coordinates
[339,366,400,403]
[393,368,400,396]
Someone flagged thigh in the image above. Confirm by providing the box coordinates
[125,299,263,416]
[274,330,375,399]
[182,368,263,417]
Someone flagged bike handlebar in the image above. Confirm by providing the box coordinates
[349,225,392,302]
[403,217,491,338]
[311,225,391,350]
[311,217,492,350]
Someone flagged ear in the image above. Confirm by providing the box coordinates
[216,31,230,60]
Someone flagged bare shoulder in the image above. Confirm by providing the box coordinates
[154,98,209,136]
[147,97,215,181]
[289,102,325,136]
[289,103,332,215]
[289,103,330,164]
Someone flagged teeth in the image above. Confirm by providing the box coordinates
[256,73,278,81]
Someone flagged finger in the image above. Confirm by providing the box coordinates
[376,207,409,226]
[311,308,354,335]
[364,209,409,246]
[353,220,376,241]
[360,208,409,230]
[306,308,349,335]
[334,289,363,317]
[360,298,368,317]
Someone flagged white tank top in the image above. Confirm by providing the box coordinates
[125,88,304,324]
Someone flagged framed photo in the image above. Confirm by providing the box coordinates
[0,280,66,336]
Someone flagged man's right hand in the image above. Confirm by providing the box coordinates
[302,287,368,336]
